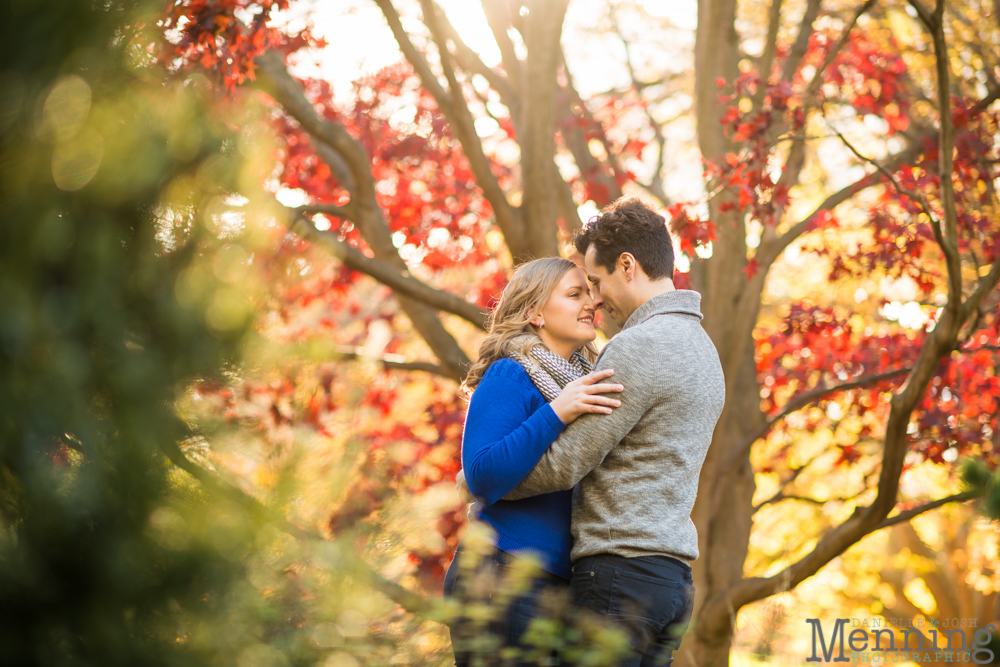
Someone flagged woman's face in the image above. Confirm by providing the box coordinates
[533,268,597,359]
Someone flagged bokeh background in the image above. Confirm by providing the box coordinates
[2,0,1000,665]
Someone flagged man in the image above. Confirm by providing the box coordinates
[502,197,726,666]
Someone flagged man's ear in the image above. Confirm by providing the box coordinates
[618,252,636,280]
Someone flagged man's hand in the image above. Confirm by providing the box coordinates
[455,469,476,504]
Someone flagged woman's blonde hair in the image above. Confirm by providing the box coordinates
[463,257,597,392]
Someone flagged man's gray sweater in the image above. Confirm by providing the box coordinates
[503,289,725,563]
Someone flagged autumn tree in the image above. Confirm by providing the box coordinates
[156,0,1000,664]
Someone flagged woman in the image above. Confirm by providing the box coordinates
[443,257,624,666]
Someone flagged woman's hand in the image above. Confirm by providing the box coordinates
[549,369,624,425]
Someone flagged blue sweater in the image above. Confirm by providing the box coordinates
[462,358,572,579]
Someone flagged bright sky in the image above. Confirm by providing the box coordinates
[273,0,703,215]
[280,0,696,99]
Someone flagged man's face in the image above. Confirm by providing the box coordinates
[584,245,633,326]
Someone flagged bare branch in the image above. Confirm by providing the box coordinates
[779,0,822,82]
[757,141,923,269]
[256,52,372,196]
[756,0,784,89]
[918,0,963,305]
[826,119,941,227]
[606,8,674,207]
[554,163,583,236]
[907,0,935,27]
[434,8,519,110]
[758,174,876,268]
[331,347,450,377]
[297,203,353,219]
[480,0,522,94]
[753,448,880,512]
[725,367,910,473]
[374,0,526,257]
[557,46,625,208]
[971,81,1000,114]
[876,491,980,530]
[372,0,451,108]
[757,489,870,510]
[963,252,1000,319]
[287,211,488,331]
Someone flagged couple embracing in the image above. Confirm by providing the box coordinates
[444,198,726,666]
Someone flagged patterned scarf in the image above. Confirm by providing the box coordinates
[506,336,593,402]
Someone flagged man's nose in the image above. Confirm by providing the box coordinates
[591,292,603,309]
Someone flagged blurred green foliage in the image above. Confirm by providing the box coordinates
[0,1,308,664]
[961,458,1000,522]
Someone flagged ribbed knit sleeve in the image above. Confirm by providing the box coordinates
[462,359,566,505]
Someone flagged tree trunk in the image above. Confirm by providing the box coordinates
[519,0,570,259]
[681,0,762,664]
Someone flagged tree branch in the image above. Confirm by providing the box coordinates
[702,489,978,632]
[516,0,571,259]
[825,119,941,227]
[756,0,784,90]
[607,9,674,207]
[803,1,878,102]
[725,367,910,473]
[434,8,519,110]
[757,173,877,269]
[297,202,354,219]
[287,210,488,331]
[480,0,522,95]
[760,72,1000,272]
[256,51,474,379]
[557,46,624,208]
[916,0,963,305]
[702,4,994,626]
[757,141,923,269]
[159,437,439,619]
[753,455,880,512]
[971,81,1000,114]
[875,491,979,530]
[779,0,823,83]
[332,346,450,377]
[374,0,526,258]
[962,252,1000,320]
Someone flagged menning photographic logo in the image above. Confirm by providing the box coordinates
[805,617,996,664]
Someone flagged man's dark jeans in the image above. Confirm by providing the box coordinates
[569,554,695,666]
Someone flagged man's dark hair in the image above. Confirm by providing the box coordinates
[573,197,675,280]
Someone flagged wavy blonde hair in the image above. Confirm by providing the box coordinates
[463,257,598,392]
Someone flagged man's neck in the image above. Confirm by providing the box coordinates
[627,278,675,315]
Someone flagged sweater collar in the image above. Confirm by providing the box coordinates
[621,289,704,331]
